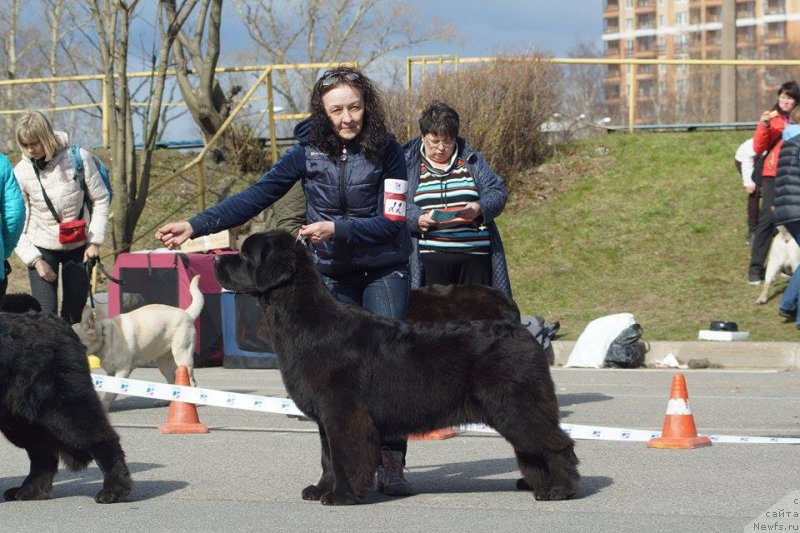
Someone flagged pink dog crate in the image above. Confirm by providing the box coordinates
[108,251,235,366]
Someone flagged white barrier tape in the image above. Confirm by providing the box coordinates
[459,423,800,444]
[93,374,800,444]
[92,374,305,417]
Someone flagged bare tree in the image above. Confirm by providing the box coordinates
[560,42,606,123]
[0,0,22,143]
[89,0,198,254]
[44,0,66,111]
[232,0,453,113]
[171,0,234,144]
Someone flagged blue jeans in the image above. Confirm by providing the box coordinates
[319,263,410,458]
[319,263,410,321]
[779,222,800,323]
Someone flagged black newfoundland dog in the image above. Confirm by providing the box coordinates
[406,283,520,324]
[214,230,579,505]
[0,312,132,503]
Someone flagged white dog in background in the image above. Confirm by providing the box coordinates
[756,226,800,304]
[74,275,204,408]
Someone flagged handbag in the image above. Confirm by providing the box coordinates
[33,163,88,244]
[58,219,87,244]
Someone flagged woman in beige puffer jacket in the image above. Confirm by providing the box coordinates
[14,111,110,324]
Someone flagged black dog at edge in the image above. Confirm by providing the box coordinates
[0,312,132,503]
[214,230,579,505]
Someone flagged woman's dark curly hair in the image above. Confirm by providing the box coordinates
[308,66,388,162]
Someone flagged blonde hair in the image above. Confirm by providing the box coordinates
[791,106,800,125]
[15,111,63,160]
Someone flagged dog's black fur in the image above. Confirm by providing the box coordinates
[214,230,579,505]
[0,312,132,503]
[406,284,520,324]
[1,293,42,313]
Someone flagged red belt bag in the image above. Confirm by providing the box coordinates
[58,219,87,244]
[33,163,89,245]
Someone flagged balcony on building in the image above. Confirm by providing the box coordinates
[636,86,656,103]
[738,47,757,60]
[763,22,786,44]
[765,0,786,15]
[604,0,620,14]
[689,7,702,25]
[765,67,784,87]
[635,0,655,13]
[604,83,621,105]
[635,36,657,58]
[636,64,656,80]
[606,65,622,82]
[705,5,721,23]
[737,3,755,18]
[736,27,756,44]
[605,20,620,33]
[636,13,656,29]
[705,30,721,48]
[764,44,786,59]
[606,43,621,57]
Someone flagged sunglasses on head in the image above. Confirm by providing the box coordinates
[319,71,361,87]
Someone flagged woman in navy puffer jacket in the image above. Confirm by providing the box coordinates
[156,66,415,495]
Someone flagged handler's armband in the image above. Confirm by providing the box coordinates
[383,179,407,222]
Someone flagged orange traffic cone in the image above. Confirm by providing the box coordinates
[647,373,711,449]
[410,427,458,440]
[159,366,209,434]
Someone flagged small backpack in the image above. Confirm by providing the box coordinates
[68,144,112,215]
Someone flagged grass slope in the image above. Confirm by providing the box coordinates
[502,129,793,341]
[8,130,793,341]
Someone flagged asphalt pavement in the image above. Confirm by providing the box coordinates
[0,366,798,532]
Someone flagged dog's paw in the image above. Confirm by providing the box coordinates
[320,490,358,505]
[755,296,768,305]
[532,482,580,501]
[301,484,323,501]
[515,478,531,491]
[94,487,129,504]
[4,485,50,501]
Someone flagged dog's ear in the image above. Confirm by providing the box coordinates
[254,246,297,293]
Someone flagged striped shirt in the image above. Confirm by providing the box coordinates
[414,146,490,255]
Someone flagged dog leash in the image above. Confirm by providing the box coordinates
[84,256,124,311]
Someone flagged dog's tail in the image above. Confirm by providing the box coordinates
[184,275,204,320]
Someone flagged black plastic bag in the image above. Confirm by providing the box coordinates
[604,323,644,368]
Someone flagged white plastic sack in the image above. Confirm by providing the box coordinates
[565,312,636,368]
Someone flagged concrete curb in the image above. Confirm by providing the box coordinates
[551,340,800,370]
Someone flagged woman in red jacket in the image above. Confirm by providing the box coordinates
[748,80,800,285]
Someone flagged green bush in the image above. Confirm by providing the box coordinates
[385,51,562,191]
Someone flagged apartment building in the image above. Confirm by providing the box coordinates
[602,0,800,122]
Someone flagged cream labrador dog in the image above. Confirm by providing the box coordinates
[756,226,800,304]
[74,275,204,408]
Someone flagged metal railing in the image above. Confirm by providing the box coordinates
[406,55,800,134]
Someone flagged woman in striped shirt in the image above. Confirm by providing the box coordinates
[403,101,512,295]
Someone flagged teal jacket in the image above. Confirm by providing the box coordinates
[0,154,24,280]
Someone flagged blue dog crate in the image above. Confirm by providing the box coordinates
[221,290,278,369]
